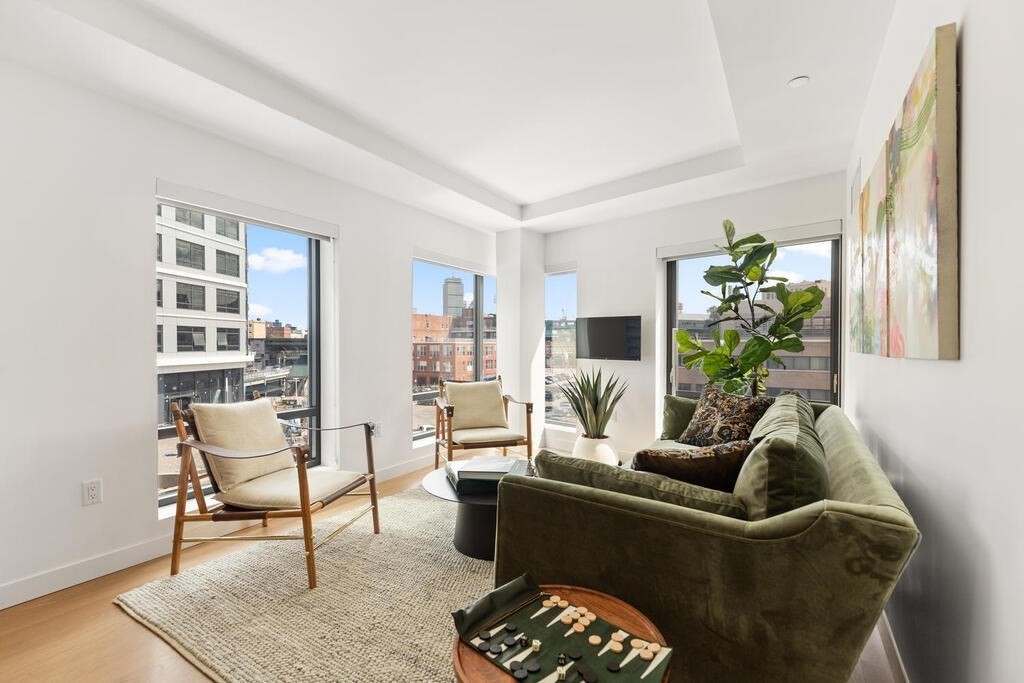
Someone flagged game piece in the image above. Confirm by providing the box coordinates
[570,611,580,621]
[607,661,621,673]
[478,630,492,641]
[519,634,530,648]
[505,623,518,633]
[579,666,599,683]
[542,599,554,608]
[557,666,567,681]
[568,647,583,660]
[646,642,662,653]
[504,635,518,647]
[630,638,646,649]
[527,661,541,673]
[586,612,597,621]
[509,661,523,671]
[476,641,490,653]
[557,600,569,608]
[610,632,626,642]
[572,622,585,633]
[639,649,654,661]
[588,634,602,646]
[560,614,573,625]
[489,644,503,655]
[557,653,568,666]
[579,617,591,627]
[532,639,541,652]
[576,605,587,614]
[550,595,561,603]
[608,641,624,654]
[513,669,528,680]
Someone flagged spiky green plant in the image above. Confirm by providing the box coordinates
[560,368,628,438]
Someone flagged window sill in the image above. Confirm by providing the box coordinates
[544,423,577,434]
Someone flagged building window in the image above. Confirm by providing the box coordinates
[157,325,163,352]
[216,250,240,277]
[216,289,241,314]
[176,207,205,229]
[216,217,239,240]
[156,279,163,308]
[156,234,162,261]
[177,326,206,352]
[410,259,496,439]
[176,282,205,311]
[667,238,840,403]
[545,272,577,427]
[176,239,205,270]
[157,203,322,507]
[217,327,241,351]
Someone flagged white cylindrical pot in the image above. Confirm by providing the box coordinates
[572,436,619,466]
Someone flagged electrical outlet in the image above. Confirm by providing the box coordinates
[82,479,103,506]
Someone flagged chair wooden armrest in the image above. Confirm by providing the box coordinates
[435,397,454,415]
[178,440,296,460]
[503,395,534,413]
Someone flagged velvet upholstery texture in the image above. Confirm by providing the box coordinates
[495,406,920,682]
[633,440,753,492]
[658,395,699,440]
[734,392,829,520]
[678,384,773,446]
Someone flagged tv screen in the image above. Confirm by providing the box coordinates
[576,316,641,361]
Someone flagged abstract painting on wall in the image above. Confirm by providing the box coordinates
[848,23,959,359]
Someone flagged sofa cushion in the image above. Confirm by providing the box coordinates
[190,399,293,492]
[679,384,774,447]
[659,394,699,440]
[632,440,753,492]
[445,380,509,431]
[451,427,525,445]
[733,392,828,520]
[214,467,365,510]
[535,451,747,519]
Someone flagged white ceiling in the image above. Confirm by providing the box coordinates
[0,0,895,233]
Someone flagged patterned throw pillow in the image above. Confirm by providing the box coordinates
[678,384,773,447]
[633,440,754,492]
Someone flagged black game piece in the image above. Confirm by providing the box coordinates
[476,642,490,653]
[505,623,518,633]
[519,634,530,648]
[557,652,568,666]
[606,662,621,673]
[578,664,599,682]
[513,669,529,680]
[504,636,518,647]
[489,644,503,655]
[567,647,583,660]
[478,630,492,641]
[509,661,523,671]
[526,661,541,673]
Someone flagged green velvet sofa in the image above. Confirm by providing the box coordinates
[494,402,919,682]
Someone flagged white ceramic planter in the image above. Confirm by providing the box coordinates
[571,435,619,466]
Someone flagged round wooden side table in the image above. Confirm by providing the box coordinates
[453,584,670,682]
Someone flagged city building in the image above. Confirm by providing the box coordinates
[156,204,251,425]
[443,276,464,317]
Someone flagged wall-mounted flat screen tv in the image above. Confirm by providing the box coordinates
[576,316,641,361]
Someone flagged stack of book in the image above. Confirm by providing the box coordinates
[444,455,528,495]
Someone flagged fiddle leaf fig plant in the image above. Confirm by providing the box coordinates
[675,220,825,397]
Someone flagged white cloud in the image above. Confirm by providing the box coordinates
[770,270,805,282]
[784,242,832,258]
[463,293,474,306]
[248,247,306,273]
[249,303,271,318]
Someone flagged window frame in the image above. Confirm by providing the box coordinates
[215,288,241,314]
[175,238,205,270]
[176,325,206,352]
[175,282,206,311]
[665,236,841,405]
[215,249,240,277]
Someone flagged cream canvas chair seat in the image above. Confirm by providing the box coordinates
[434,376,533,468]
[169,398,380,589]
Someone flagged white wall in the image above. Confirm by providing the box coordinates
[845,1,1024,680]
[544,173,844,456]
[0,61,494,608]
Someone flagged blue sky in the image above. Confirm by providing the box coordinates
[545,272,577,320]
[246,224,309,329]
[412,259,496,315]
[676,240,833,316]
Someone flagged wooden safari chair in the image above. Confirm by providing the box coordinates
[169,398,380,589]
[434,376,533,469]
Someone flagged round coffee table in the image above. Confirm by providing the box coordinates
[453,584,670,682]
[421,468,499,560]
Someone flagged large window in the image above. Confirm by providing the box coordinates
[544,272,577,427]
[411,259,496,440]
[157,202,322,506]
[667,238,840,403]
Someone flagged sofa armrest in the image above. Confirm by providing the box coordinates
[495,474,919,682]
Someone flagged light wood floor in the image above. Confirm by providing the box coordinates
[0,461,899,682]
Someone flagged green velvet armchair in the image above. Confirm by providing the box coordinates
[494,405,919,682]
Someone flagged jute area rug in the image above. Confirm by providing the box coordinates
[116,488,494,682]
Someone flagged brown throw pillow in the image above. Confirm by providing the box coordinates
[633,441,754,492]
[678,384,773,447]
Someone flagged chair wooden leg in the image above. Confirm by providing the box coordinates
[434,408,441,469]
[502,446,507,457]
[170,448,192,576]
[294,453,318,589]
[369,477,381,534]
